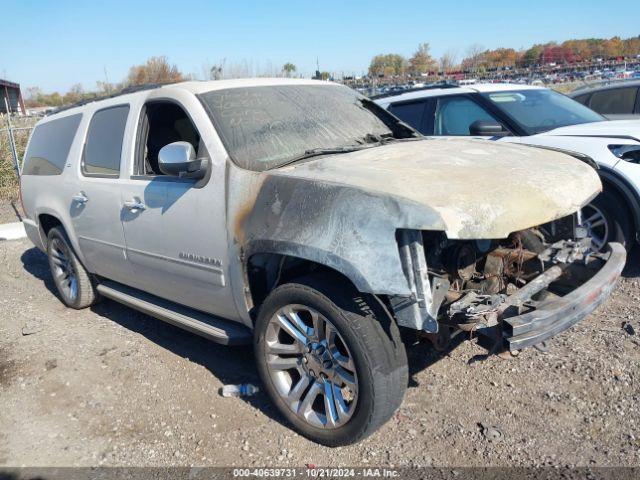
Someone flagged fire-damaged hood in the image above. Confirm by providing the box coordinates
[271,138,601,239]
[540,119,640,142]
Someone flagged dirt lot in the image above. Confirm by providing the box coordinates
[1,219,639,467]
[0,201,23,225]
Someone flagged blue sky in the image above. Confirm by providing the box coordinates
[1,0,638,93]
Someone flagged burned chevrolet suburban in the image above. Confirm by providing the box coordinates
[20,79,625,446]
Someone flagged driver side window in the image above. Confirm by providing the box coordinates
[135,101,207,176]
[434,96,501,136]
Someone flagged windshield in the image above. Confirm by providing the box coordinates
[198,84,395,171]
[481,89,605,135]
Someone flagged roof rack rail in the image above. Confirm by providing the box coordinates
[50,82,178,115]
[369,82,459,100]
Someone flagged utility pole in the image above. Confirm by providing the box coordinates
[4,96,20,177]
[103,67,111,94]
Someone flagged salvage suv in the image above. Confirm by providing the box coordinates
[20,79,625,446]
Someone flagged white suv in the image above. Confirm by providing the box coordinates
[376,84,640,251]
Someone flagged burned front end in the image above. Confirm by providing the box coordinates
[390,215,626,352]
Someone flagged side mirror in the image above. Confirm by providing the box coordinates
[158,141,207,179]
[469,120,510,137]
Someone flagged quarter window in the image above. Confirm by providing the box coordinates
[83,105,129,176]
[572,93,591,106]
[22,114,82,176]
[389,101,428,133]
[589,88,638,115]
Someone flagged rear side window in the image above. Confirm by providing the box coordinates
[389,101,428,133]
[82,105,129,176]
[572,93,590,106]
[589,88,638,114]
[22,114,82,175]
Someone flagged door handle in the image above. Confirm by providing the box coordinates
[71,192,88,204]
[123,199,146,211]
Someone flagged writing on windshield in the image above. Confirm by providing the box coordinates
[199,84,393,171]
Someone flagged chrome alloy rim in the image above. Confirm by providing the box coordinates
[264,305,358,429]
[582,203,609,252]
[50,238,78,301]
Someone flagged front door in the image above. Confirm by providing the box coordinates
[69,104,132,284]
[118,98,235,319]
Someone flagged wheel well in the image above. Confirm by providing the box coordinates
[246,253,359,312]
[38,214,62,238]
[600,177,636,233]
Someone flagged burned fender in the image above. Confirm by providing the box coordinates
[232,171,441,296]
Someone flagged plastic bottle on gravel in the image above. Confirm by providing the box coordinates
[220,383,260,397]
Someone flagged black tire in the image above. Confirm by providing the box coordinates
[254,274,408,446]
[46,226,98,309]
[584,189,633,251]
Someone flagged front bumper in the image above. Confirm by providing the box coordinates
[501,242,626,350]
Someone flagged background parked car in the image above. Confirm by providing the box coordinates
[570,80,640,119]
[375,83,640,252]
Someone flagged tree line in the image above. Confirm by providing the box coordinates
[22,34,640,107]
[369,35,640,76]
[24,56,301,108]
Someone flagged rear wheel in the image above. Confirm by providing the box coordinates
[254,276,407,446]
[583,189,633,251]
[46,227,98,309]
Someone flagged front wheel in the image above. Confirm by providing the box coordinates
[254,276,407,446]
[582,190,633,251]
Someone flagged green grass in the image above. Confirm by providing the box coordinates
[0,116,38,200]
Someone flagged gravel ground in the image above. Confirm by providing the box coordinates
[0,234,639,468]
[0,201,23,224]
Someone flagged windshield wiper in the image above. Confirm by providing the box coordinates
[272,145,370,170]
[355,132,423,146]
[273,135,425,170]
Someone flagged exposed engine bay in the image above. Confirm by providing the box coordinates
[391,214,616,351]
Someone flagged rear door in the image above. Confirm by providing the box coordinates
[69,104,132,283]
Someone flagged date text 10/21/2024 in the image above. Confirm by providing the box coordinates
[232,468,400,477]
